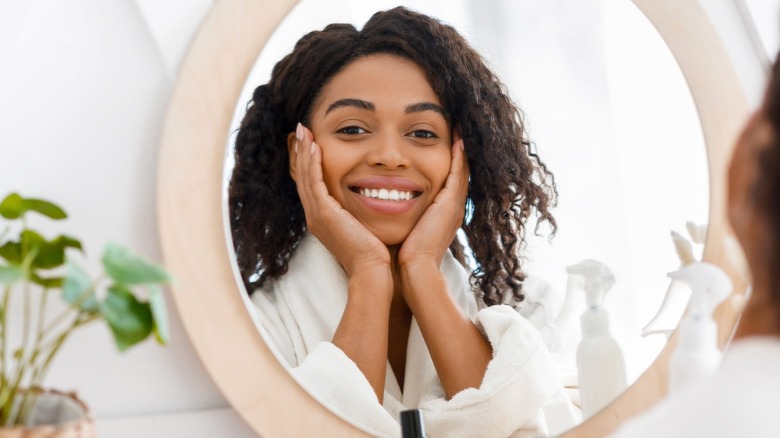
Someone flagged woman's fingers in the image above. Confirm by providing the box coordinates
[291,123,390,276]
[309,141,336,209]
[451,128,469,192]
[296,124,312,198]
[296,125,329,222]
[292,127,325,221]
[398,139,470,269]
[436,139,469,220]
[298,125,336,214]
[444,139,469,232]
[450,139,469,196]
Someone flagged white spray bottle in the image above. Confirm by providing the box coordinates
[667,262,732,394]
[571,260,627,419]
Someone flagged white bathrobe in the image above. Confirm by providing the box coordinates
[251,233,579,437]
[610,337,780,438]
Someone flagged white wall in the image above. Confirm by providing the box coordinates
[0,0,223,420]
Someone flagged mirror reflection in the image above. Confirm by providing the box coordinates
[224,1,708,436]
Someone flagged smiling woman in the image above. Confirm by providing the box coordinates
[303,55,453,246]
[157,0,753,436]
[227,8,574,437]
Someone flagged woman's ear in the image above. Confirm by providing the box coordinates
[287,131,297,181]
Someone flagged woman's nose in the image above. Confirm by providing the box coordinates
[366,134,410,169]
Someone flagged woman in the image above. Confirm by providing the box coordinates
[611,54,780,437]
[230,7,577,437]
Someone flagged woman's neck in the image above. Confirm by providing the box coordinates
[734,279,780,338]
[385,243,412,390]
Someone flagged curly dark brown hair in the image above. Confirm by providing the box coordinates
[229,7,557,307]
[756,53,780,300]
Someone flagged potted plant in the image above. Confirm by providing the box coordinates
[0,193,170,437]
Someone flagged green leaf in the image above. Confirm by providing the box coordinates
[0,194,24,219]
[53,235,82,251]
[62,262,97,312]
[21,198,66,220]
[0,265,23,284]
[102,243,170,285]
[0,241,21,264]
[0,194,67,220]
[20,229,46,262]
[148,284,169,344]
[21,231,82,269]
[99,284,153,351]
[30,272,63,288]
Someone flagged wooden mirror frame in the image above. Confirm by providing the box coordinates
[157,0,750,435]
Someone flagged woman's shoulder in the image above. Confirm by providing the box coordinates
[249,232,350,328]
[252,232,348,294]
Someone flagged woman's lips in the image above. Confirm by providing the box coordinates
[352,191,419,214]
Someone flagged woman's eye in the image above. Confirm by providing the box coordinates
[336,126,367,135]
[409,130,437,139]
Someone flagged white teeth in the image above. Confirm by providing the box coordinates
[358,187,415,201]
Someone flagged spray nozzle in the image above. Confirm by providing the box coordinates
[566,259,616,309]
[667,262,732,319]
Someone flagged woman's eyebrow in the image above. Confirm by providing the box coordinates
[323,99,445,118]
[324,98,374,116]
[405,102,445,117]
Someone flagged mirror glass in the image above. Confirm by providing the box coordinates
[223,0,708,434]
[743,0,780,60]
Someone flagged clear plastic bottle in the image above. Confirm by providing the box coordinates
[570,260,628,419]
[667,262,732,395]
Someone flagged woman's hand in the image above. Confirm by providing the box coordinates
[293,124,394,402]
[394,138,490,398]
[292,123,391,278]
[397,137,469,271]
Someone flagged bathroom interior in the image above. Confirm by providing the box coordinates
[1,0,778,436]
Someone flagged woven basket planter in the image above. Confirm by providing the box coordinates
[0,389,94,438]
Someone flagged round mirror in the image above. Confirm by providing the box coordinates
[223,1,705,434]
[157,0,750,436]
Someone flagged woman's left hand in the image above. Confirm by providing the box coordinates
[397,137,469,270]
[396,139,491,398]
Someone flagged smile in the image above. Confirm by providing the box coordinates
[356,187,418,201]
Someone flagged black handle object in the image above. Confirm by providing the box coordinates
[400,409,427,438]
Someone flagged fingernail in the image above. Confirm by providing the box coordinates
[310,141,316,155]
[296,123,303,141]
[295,140,299,154]
[460,140,464,151]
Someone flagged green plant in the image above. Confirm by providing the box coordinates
[0,193,170,426]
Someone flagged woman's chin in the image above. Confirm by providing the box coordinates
[366,225,413,248]
[378,234,409,248]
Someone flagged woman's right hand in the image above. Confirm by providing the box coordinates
[292,123,391,278]
[294,124,393,402]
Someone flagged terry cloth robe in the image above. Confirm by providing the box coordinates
[610,337,780,438]
[251,233,579,438]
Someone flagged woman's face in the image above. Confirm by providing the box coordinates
[300,54,453,246]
